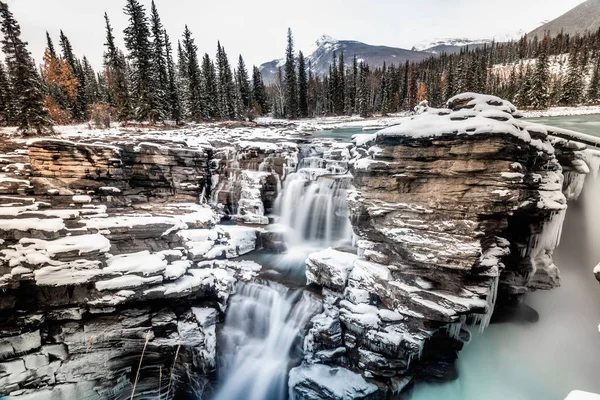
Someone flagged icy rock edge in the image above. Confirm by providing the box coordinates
[293,93,600,398]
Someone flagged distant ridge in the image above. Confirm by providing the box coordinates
[259,35,430,83]
[529,0,600,38]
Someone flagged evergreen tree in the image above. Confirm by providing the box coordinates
[103,13,131,121]
[46,32,57,60]
[123,0,161,122]
[252,65,267,115]
[164,30,182,123]
[181,26,203,121]
[284,28,298,118]
[587,52,600,104]
[201,53,219,118]
[0,61,11,124]
[82,56,100,105]
[297,51,308,118]
[236,55,252,110]
[347,55,358,114]
[561,45,585,105]
[149,0,169,117]
[0,1,52,134]
[357,62,369,118]
[530,37,550,109]
[59,31,87,121]
[336,52,345,114]
[216,42,236,119]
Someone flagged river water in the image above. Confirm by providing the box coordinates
[213,114,600,400]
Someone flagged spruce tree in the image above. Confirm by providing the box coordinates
[164,30,182,123]
[0,61,11,125]
[82,56,100,105]
[336,52,345,114]
[297,51,308,118]
[284,28,298,118]
[530,37,550,109]
[181,26,203,121]
[59,31,87,121]
[123,0,161,122]
[0,1,53,134]
[236,55,252,110]
[216,42,236,119]
[561,45,584,106]
[252,65,267,115]
[46,32,57,60]
[104,13,131,121]
[201,53,219,119]
[150,0,169,117]
[358,62,369,118]
[587,53,600,104]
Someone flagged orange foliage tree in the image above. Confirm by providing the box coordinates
[42,48,79,123]
[417,82,428,103]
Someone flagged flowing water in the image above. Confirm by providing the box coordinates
[214,116,600,400]
[212,144,353,399]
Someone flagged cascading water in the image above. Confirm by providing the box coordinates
[213,144,354,400]
[274,152,353,249]
[212,283,320,400]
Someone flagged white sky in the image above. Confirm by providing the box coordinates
[5,0,586,71]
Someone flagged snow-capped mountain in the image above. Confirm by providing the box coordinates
[259,35,431,83]
[414,31,526,54]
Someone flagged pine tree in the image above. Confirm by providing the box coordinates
[0,61,12,124]
[216,42,236,119]
[82,56,100,105]
[358,62,369,118]
[149,0,169,117]
[0,1,52,134]
[181,26,202,121]
[561,45,585,106]
[58,31,88,121]
[103,13,131,121]
[46,32,57,60]
[236,55,252,110]
[164,30,182,123]
[297,51,308,118]
[252,65,267,115]
[284,28,298,118]
[347,55,358,114]
[587,52,600,104]
[380,63,389,116]
[336,52,345,114]
[123,0,161,122]
[529,36,551,109]
[201,53,219,119]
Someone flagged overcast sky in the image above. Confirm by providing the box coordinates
[5,0,587,70]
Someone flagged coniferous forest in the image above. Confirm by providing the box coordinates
[1,0,600,134]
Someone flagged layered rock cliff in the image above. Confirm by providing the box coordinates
[0,128,301,399]
[293,94,597,397]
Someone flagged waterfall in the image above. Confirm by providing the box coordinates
[274,155,353,249]
[212,282,320,400]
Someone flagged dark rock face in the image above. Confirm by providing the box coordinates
[0,134,296,399]
[294,94,594,397]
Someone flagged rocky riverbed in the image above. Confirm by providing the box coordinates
[0,93,599,399]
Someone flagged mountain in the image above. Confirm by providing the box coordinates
[414,38,491,54]
[414,31,526,54]
[259,35,431,83]
[529,0,600,38]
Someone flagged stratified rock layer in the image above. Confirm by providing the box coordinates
[294,94,593,397]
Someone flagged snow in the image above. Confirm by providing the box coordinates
[104,251,168,276]
[565,391,600,400]
[95,275,163,291]
[0,217,65,232]
[288,363,378,399]
[85,215,188,236]
[72,195,92,204]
